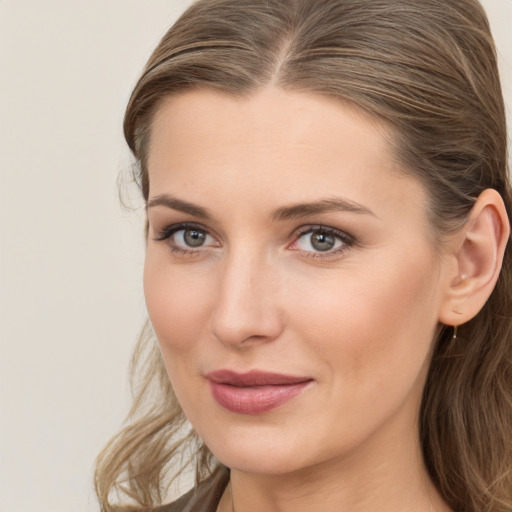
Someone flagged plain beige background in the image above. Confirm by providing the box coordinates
[0,1,510,511]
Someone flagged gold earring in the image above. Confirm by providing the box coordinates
[453,325,458,340]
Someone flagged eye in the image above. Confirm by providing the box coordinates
[290,226,353,256]
[175,227,209,248]
[155,223,218,253]
[298,231,340,252]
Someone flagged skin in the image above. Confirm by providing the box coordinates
[144,87,458,512]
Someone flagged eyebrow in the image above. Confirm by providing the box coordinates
[146,194,376,221]
[147,195,213,220]
[271,197,377,221]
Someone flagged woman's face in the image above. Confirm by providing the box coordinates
[144,87,453,476]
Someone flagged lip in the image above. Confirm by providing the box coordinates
[206,370,313,415]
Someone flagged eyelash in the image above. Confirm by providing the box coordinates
[290,225,355,259]
[154,222,214,256]
[154,222,355,259]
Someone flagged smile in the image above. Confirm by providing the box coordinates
[206,370,313,415]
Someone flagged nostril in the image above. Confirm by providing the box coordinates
[210,303,284,348]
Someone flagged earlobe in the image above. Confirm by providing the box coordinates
[439,189,510,327]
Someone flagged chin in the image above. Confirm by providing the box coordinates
[200,423,352,478]
[197,423,311,475]
[216,448,307,476]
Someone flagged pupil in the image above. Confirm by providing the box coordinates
[184,229,206,247]
[311,232,335,251]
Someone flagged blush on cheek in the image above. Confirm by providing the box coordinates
[143,257,217,355]
[148,298,204,353]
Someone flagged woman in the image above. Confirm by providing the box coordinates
[95,0,512,511]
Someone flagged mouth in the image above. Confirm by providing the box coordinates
[205,370,313,415]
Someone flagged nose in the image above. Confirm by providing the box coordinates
[210,249,284,348]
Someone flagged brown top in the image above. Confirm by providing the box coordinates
[155,466,230,512]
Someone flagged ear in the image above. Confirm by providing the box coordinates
[438,188,510,327]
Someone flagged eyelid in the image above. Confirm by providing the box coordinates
[293,224,354,241]
[153,222,220,255]
[153,221,355,259]
[288,225,356,257]
[154,222,210,240]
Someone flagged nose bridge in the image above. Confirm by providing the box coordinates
[210,243,282,347]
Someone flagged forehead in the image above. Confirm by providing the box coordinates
[149,86,392,168]
[147,86,428,226]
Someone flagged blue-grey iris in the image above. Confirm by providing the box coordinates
[311,232,335,251]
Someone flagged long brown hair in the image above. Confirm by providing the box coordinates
[95,1,512,510]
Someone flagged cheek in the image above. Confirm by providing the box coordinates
[288,252,440,391]
[143,251,213,354]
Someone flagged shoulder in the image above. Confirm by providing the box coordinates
[154,466,230,512]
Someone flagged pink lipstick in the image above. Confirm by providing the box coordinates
[206,370,313,415]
